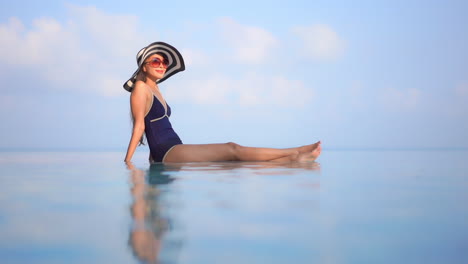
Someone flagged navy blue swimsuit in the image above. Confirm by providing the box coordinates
[144,94,182,162]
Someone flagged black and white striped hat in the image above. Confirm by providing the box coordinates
[123,42,185,92]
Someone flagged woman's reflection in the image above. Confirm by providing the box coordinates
[126,160,320,263]
[127,162,181,264]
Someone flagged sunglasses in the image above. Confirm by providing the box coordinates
[145,58,169,68]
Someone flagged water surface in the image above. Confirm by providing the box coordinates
[0,150,467,263]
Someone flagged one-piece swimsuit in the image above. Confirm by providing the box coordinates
[144,92,182,162]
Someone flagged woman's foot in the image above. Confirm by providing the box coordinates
[296,142,321,162]
[297,141,321,154]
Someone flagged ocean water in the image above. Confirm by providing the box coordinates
[0,150,467,264]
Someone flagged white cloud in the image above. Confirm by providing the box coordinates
[67,4,142,58]
[236,73,313,107]
[218,17,278,64]
[166,73,314,108]
[0,17,80,66]
[167,74,233,104]
[180,48,211,67]
[292,24,345,60]
[0,5,147,96]
[0,9,334,102]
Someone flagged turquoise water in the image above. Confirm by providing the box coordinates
[0,150,467,264]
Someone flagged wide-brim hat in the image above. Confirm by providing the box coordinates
[123,41,185,92]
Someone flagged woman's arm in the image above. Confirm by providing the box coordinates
[124,84,148,162]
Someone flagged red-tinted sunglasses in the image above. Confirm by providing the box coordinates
[145,58,169,68]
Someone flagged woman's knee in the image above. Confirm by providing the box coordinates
[225,142,242,159]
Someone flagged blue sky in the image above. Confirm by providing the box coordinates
[0,0,467,151]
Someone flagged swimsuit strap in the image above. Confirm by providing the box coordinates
[148,88,169,122]
[149,89,168,112]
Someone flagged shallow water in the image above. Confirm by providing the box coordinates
[0,150,467,264]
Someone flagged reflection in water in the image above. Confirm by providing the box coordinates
[127,162,182,264]
[126,161,320,263]
[161,160,321,175]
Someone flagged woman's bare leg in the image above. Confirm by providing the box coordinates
[163,141,321,163]
[270,143,322,162]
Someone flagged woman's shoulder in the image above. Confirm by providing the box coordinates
[132,81,150,94]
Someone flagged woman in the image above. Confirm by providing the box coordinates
[124,42,321,163]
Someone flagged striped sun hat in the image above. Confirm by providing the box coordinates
[123,42,185,92]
